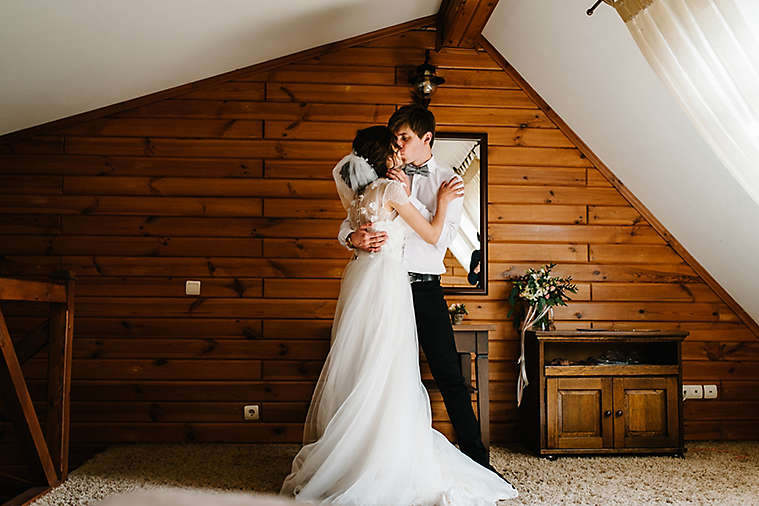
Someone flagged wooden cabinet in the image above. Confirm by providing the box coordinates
[520,330,686,457]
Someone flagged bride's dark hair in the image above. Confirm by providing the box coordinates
[351,126,397,178]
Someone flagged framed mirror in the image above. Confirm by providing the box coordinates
[433,132,488,295]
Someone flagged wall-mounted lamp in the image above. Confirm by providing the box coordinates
[409,49,445,107]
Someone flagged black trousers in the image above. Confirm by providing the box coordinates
[411,279,489,467]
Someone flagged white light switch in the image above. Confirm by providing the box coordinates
[703,384,718,399]
[185,280,201,296]
[682,384,703,400]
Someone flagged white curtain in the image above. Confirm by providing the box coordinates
[616,0,759,205]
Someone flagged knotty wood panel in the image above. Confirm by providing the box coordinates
[588,205,646,225]
[584,321,756,342]
[497,263,700,283]
[592,283,719,302]
[361,31,437,49]
[265,121,570,148]
[117,100,396,122]
[267,83,534,108]
[489,204,587,224]
[488,243,588,263]
[61,216,343,237]
[0,155,264,177]
[65,338,330,360]
[681,341,759,361]
[0,176,62,194]
[489,185,627,205]
[488,224,665,244]
[0,256,348,278]
[63,176,336,197]
[59,118,265,139]
[65,137,352,159]
[420,69,519,89]
[590,244,684,264]
[27,380,316,402]
[0,196,264,217]
[73,277,264,298]
[264,160,336,179]
[250,64,397,85]
[22,358,264,381]
[431,106,552,128]
[489,166,587,186]
[0,26,755,466]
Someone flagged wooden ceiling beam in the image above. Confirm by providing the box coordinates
[438,0,499,49]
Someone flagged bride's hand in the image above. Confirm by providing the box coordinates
[437,177,465,206]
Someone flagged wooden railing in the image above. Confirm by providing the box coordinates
[0,274,75,499]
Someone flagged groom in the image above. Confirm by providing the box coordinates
[338,104,495,473]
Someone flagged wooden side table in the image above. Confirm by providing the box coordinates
[0,276,75,496]
[452,323,494,451]
[519,329,687,458]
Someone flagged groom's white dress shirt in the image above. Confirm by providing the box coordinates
[338,155,463,275]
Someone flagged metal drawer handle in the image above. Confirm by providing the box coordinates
[615,409,623,417]
[604,410,612,417]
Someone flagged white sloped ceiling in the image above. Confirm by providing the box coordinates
[0,0,439,135]
[483,0,759,324]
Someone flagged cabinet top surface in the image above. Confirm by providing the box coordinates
[529,330,688,341]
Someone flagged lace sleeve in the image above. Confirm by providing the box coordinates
[381,180,409,208]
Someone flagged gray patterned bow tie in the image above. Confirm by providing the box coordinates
[403,163,429,177]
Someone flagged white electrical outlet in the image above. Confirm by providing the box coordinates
[185,280,201,296]
[243,404,260,421]
[703,384,718,399]
[682,384,703,400]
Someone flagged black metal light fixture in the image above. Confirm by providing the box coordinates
[409,49,445,107]
[587,0,616,16]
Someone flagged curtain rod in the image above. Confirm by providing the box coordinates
[588,0,652,20]
[587,0,609,16]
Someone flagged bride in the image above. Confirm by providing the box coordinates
[280,126,517,505]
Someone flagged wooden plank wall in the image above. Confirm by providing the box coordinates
[0,27,757,473]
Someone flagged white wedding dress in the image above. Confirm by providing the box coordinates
[281,178,517,505]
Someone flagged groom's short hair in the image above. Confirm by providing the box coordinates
[388,105,436,147]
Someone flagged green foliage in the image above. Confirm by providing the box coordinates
[507,263,578,329]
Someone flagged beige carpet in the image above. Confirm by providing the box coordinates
[30,442,759,505]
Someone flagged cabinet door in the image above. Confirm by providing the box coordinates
[547,377,613,449]
[612,376,679,448]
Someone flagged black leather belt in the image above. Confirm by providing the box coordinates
[408,272,440,284]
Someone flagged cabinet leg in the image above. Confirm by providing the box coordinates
[544,455,558,461]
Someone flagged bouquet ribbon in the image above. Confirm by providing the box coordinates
[517,304,552,407]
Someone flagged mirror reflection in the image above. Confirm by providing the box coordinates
[433,133,488,295]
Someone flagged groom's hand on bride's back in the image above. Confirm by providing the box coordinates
[349,223,388,253]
